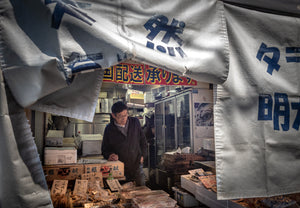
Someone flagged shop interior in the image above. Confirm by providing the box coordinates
[27,64,300,208]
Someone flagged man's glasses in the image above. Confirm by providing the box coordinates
[115,113,128,119]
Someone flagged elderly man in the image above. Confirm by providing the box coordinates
[101,101,147,186]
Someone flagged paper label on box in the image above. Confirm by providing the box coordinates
[81,172,103,187]
[43,165,84,181]
[51,180,68,196]
[84,161,124,178]
[106,179,122,191]
[73,179,88,194]
[44,147,77,165]
[84,164,102,174]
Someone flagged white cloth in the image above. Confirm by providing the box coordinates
[215,3,300,199]
[1,0,300,205]
[0,0,228,122]
[0,1,228,206]
[0,71,52,208]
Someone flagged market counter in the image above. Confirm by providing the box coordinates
[181,174,244,208]
[180,174,300,208]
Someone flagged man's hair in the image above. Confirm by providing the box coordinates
[111,101,128,114]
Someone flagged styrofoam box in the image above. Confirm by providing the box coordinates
[44,147,77,165]
[63,137,76,147]
[82,140,102,156]
[80,134,102,156]
[45,130,64,147]
[172,187,199,207]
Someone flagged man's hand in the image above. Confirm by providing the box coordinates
[108,153,118,161]
[140,156,144,164]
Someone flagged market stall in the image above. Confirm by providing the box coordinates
[1,0,300,207]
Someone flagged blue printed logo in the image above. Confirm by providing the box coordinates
[256,43,280,75]
[65,52,103,75]
[256,42,300,75]
[258,93,300,131]
[45,0,95,29]
[144,15,186,58]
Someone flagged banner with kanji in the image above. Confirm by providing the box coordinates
[214,4,300,200]
[0,1,226,206]
[103,63,197,86]
[2,0,300,206]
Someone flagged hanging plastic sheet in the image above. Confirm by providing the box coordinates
[0,0,229,122]
[215,3,300,200]
[0,1,228,207]
[0,71,53,207]
[224,0,300,17]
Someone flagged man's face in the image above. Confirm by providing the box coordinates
[112,109,128,126]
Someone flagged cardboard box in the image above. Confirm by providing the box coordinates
[45,130,64,147]
[43,164,84,181]
[84,164,101,174]
[162,153,205,172]
[129,93,144,100]
[44,147,77,165]
[128,98,144,105]
[127,89,144,99]
[84,161,124,178]
[126,89,144,104]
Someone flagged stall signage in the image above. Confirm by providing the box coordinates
[103,63,197,86]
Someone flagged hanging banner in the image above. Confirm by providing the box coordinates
[103,63,197,86]
[215,3,300,200]
[0,0,228,113]
[0,1,227,207]
[145,65,197,86]
[103,63,145,85]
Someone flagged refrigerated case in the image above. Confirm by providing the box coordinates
[154,88,214,165]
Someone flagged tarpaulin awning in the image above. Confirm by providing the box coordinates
[1,0,228,121]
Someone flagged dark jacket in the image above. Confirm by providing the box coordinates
[101,116,147,180]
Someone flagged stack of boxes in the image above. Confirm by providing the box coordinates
[43,160,124,182]
[44,130,77,165]
[126,89,144,105]
[79,134,103,156]
[43,130,124,183]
